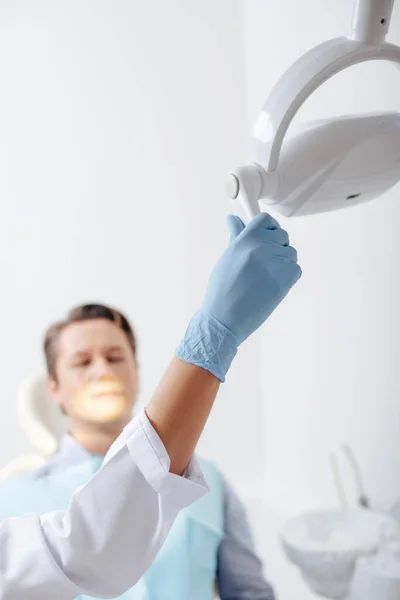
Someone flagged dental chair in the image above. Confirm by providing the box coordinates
[0,372,66,482]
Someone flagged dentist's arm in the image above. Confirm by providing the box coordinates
[0,213,301,600]
[147,213,301,475]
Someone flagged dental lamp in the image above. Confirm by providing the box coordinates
[227,0,400,222]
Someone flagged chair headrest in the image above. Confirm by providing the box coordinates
[17,372,67,457]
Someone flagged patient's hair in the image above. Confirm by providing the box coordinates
[44,303,137,380]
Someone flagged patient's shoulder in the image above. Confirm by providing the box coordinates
[0,471,38,491]
[0,474,43,518]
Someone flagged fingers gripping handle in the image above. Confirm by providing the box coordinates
[226,164,263,224]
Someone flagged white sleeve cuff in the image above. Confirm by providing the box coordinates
[123,409,209,508]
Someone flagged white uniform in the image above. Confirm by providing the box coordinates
[0,409,208,599]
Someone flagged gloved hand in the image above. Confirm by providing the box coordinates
[176,213,302,381]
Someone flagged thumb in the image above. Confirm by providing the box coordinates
[227,214,245,242]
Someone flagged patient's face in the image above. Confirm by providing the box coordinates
[49,319,138,428]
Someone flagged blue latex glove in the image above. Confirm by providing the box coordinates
[176,213,302,381]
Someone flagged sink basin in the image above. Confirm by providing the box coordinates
[280,508,397,599]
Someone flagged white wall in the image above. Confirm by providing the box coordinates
[243,0,400,527]
[0,0,266,487]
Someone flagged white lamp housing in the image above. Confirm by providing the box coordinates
[227,0,400,222]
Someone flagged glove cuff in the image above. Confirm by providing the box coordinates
[176,311,238,383]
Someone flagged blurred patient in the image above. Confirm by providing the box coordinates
[0,303,274,600]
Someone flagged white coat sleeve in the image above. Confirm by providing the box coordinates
[0,409,208,600]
